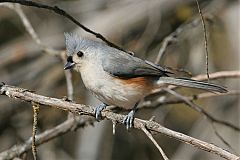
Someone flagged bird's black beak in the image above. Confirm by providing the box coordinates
[64,62,75,70]
[64,56,75,70]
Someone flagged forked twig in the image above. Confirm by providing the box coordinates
[141,124,169,160]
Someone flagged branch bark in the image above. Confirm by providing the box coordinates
[0,84,239,160]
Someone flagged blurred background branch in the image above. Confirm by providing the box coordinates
[0,0,239,160]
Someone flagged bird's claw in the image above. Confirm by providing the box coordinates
[123,110,135,130]
[94,103,107,121]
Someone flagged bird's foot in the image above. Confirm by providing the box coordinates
[94,103,107,121]
[123,110,135,130]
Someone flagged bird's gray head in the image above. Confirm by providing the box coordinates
[64,32,99,70]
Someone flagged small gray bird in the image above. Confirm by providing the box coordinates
[64,33,227,129]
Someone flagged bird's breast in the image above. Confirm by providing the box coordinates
[80,64,154,109]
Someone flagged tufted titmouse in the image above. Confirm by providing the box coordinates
[63,33,227,129]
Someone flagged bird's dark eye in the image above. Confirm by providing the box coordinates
[77,51,84,57]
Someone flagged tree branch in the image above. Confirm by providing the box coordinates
[31,103,39,160]
[0,115,94,160]
[142,90,240,108]
[0,0,131,54]
[141,124,169,160]
[0,84,239,160]
[195,0,210,81]
[193,70,240,81]
[164,88,240,131]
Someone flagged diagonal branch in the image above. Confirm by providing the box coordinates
[0,3,62,56]
[164,88,240,131]
[164,88,239,153]
[195,0,210,81]
[0,84,239,160]
[141,124,169,160]
[0,0,130,54]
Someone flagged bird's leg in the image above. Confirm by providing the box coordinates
[123,102,139,130]
[94,103,107,121]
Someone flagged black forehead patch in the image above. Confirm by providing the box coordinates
[67,56,73,62]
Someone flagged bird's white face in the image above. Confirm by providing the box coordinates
[72,50,85,68]
[65,49,99,75]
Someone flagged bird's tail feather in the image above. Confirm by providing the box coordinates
[158,77,227,93]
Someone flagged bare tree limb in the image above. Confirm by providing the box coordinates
[0,1,238,160]
[0,84,239,160]
[0,0,131,54]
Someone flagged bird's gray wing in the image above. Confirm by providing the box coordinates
[102,51,170,78]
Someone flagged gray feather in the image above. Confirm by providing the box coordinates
[159,77,227,93]
[64,32,93,56]
[64,32,80,56]
[102,47,169,78]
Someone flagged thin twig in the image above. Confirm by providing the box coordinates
[64,70,74,101]
[61,52,76,122]
[142,90,240,108]
[193,70,240,81]
[141,124,169,160]
[0,3,41,44]
[59,53,74,101]
[32,103,39,160]
[211,123,237,154]
[0,0,131,54]
[0,84,239,160]
[155,35,176,64]
[14,4,41,45]
[195,0,210,81]
[164,88,240,131]
[0,3,60,56]
[164,88,240,154]
[154,1,214,65]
